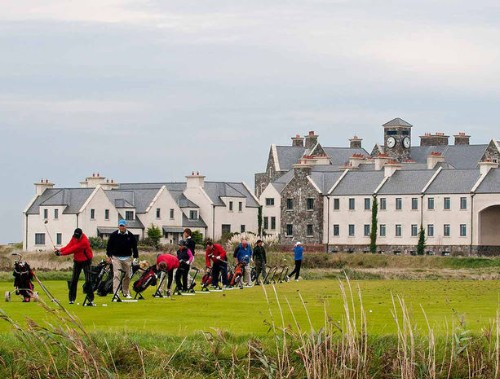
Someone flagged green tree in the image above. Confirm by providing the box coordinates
[191,230,204,245]
[257,206,263,237]
[147,224,162,249]
[370,197,378,253]
[417,226,426,255]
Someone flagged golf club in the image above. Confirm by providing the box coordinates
[43,220,56,249]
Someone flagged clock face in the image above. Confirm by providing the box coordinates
[403,137,410,148]
[386,136,396,148]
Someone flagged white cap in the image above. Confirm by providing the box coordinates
[295,241,302,246]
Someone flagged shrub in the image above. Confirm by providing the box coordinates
[88,236,107,250]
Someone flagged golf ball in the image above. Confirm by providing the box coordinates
[77,303,80,305]
[102,304,107,307]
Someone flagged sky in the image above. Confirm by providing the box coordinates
[1,1,500,244]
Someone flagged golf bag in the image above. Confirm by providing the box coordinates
[133,266,158,298]
[96,264,114,297]
[12,260,35,302]
[230,262,245,287]
[201,267,212,290]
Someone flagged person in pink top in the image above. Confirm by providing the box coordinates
[54,228,95,306]
[155,253,179,296]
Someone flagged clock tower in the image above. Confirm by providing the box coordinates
[383,117,412,161]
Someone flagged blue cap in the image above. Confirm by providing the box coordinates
[118,219,127,226]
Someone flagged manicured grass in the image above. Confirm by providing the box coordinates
[2,278,500,337]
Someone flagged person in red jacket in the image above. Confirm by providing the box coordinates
[155,253,179,297]
[54,228,95,306]
[205,240,229,289]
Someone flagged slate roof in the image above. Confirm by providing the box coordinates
[473,168,500,193]
[271,169,295,194]
[116,213,144,229]
[274,146,306,171]
[106,189,160,213]
[330,171,385,196]
[322,147,370,166]
[409,144,487,169]
[309,171,345,194]
[425,169,482,194]
[182,214,208,228]
[383,118,413,127]
[203,182,259,207]
[26,188,95,215]
[377,170,437,195]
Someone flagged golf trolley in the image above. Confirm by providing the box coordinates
[5,253,38,302]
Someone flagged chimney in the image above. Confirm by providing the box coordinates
[427,152,445,169]
[101,178,119,190]
[291,134,304,147]
[349,135,362,149]
[348,153,365,168]
[454,132,470,145]
[304,131,318,149]
[384,160,402,177]
[186,171,205,188]
[374,153,391,170]
[479,160,499,175]
[420,132,449,146]
[80,173,107,188]
[34,179,55,196]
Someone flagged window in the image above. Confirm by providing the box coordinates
[263,217,269,230]
[349,198,355,210]
[333,198,340,210]
[460,224,467,237]
[395,198,402,210]
[90,209,95,220]
[411,224,418,237]
[333,224,340,236]
[35,233,45,245]
[427,197,434,210]
[221,224,231,234]
[380,198,387,210]
[427,224,434,237]
[348,224,355,236]
[105,209,110,220]
[271,217,276,230]
[444,197,451,210]
[56,233,62,245]
[240,225,246,233]
[444,224,450,237]
[380,224,386,237]
[125,211,134,220]
[156,208,161,218]
[229,201,233,211]
[286,224,293,236]
[265,198,275,206]
[286,198,293,210]
[395,224,402,237]
[239,202,243,212]
[54,209,59,219]
[306,198,314,210]
[189,210,198,220]
[43,209,48,219]
[411,198,418,210]
[460,197,467,210]
[364,224,370,237]
[364,198,371,210]
[307,224,313,236]
[169,209,174,219]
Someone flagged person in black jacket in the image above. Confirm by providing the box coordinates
[174,240,194,294]
[183,228,196,256]
[253,239,267,285]
[106,219,139,299]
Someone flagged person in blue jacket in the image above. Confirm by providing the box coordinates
[233,238,253,287]
[288,241,303,281]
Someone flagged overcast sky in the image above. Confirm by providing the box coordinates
[1,1,500,244]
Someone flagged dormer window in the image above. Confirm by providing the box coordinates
[189,210,198,220]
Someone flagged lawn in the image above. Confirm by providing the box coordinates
[2,278,499,337]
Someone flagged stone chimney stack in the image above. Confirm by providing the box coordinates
[374,153,391,170]
[479,160,499,176]
[35,179,54,196]
[348,153,365,168]
[186,171,205,188]
[454,132,470,145]
[101,178,120,190]
[349,135,362,149]
[420,133,449,146]
[427,152,445,169]
[304,131,318,150]
[80,173,107,188]
[291,134,304,147]
[384,160,402,177]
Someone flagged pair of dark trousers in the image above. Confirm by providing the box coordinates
[254,261,266,283]
[212,262,229,287]
[288,260,302,280]
[69,259,94,302]
[175,262,190,291]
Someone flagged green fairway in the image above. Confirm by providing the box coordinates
[2,279,500,337]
